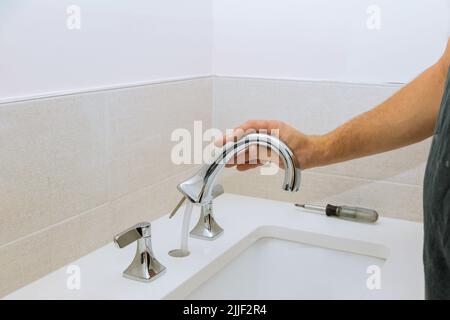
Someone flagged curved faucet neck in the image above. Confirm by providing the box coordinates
[177,133,301,204]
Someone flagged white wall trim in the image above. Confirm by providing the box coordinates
[212,75,405,88]
[0,75,212,106]
[2,74,406,106]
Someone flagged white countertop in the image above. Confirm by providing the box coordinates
[4,193,424,300]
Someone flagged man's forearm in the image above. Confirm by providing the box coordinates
[312,53,449,168]
[221,40,450,171]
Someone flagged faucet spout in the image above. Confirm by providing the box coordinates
[177,133,301,204]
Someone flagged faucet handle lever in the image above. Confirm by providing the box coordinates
[114,222,151,248]
[113,222,166,282]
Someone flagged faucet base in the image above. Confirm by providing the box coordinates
[190,204,224,240]
[123,267,166,283]
[168,249,190,258]
[122,248,166,282]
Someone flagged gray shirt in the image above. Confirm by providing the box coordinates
[423,64,450,299]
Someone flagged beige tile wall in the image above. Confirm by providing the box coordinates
[0,78,211,297]
[213,77,429,222]
[0,75,429,297]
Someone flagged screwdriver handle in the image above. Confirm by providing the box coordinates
[326,205,379,223]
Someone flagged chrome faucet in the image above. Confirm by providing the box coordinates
[114,222,166,282]
[177,133,301,240]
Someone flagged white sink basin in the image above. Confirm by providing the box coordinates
[187,237,385,299]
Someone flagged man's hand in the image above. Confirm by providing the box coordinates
[216,120,327,170]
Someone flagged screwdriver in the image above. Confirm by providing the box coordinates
[295,203,379,223]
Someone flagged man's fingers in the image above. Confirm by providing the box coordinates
[215,120,284,147]
[214,120,288,171]
[223,145,277,166]
[236,163,261,171]
[214,127,245,147]
[223,147,255,167]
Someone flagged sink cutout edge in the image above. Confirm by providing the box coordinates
[163,225,390,299]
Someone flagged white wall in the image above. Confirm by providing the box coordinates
[1,0,449,102]
[0,0,212,102]
[213,0,450,84]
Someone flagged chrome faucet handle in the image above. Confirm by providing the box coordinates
[190,184,225,240]
[114,222,166,282]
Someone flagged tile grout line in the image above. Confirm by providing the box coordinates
[307,170,424,188]
[0,167,198,251]
[305,170,424,188]
[225,168,423,188]
[0,212,83,251]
